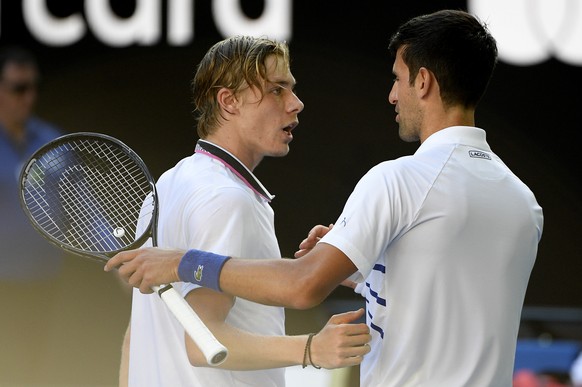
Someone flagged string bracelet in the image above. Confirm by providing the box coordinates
[178,249,231,292]
[302,333,321,369]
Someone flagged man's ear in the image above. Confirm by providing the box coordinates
[416,67,434,99]
[217,87,238,115]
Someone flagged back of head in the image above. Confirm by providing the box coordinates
[388,9,498,108]
[192,36,290,138]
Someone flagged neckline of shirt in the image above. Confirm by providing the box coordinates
[195,140,275,202]
[416,126,491,155]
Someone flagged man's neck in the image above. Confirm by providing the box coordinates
[204,134,261,171]
[419,107,475,143]
[0,117,26,144]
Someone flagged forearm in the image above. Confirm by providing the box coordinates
[187,326,308,370]
[105,243,357,304]
[183,288,309,369]
[219,243,356,309]
[219,256,334,309]
[187,308,372,370]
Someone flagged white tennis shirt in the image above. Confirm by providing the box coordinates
[321,126,543,386]
[129,143,285,387]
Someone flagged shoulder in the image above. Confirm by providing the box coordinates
[359,155,435,188]
[27,117,62,140]
[349,154,447,210]
[158,155,257,211]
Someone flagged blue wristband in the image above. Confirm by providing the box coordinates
[178,249,231,292]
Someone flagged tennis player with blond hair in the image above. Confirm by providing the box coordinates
[119,35,371,387]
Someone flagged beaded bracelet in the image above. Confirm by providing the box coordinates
[302,333,321,369]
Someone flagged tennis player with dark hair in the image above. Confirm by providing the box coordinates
[118,36,371,386]
[108,10,544,386]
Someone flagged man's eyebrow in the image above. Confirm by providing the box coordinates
[267,79,297,89]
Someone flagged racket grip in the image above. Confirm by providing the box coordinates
[152,284,228,366]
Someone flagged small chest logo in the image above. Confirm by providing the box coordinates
[468,150,491,160]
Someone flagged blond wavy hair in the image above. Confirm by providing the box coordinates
[192,36,290,138]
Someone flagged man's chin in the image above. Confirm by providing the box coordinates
[268,147,290,158]
[399,133,420,142]
[399,135,419,143]
[398,128,419,143]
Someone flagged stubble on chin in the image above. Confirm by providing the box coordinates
[398,125,419,143]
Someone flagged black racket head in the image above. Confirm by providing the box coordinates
[19,132,158,262]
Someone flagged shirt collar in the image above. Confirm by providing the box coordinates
[415,126,491,155]
[195,140,275,202]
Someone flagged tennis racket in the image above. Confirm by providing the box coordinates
[19,132,228,366]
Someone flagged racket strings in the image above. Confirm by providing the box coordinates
[22,138,155,254]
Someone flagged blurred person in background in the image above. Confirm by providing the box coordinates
[0,45,64,383]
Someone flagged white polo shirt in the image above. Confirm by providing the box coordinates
[129,144,285,387]
[321,126,543,386]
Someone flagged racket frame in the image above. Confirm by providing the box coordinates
[19,132,158,262]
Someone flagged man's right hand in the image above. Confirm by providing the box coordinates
[104,247,185,293]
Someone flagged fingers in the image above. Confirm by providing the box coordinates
[324,309,368,340]
[309,223,333,240]
[341,343,372,367]
[327,308,365,325]
[293,248,309,258]
[310,308,371,368]
[340,279,357,289]
[297,234,319,251]
[328,319,371,346]
[104,248,155,294]
[104,247,183,293]
[310,325,372,369]
[104,249,139,271]
[333,341,371,367]
[120,265,156,294]
[294,224,334,258]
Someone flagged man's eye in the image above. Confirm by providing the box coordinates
[272,87,283,95]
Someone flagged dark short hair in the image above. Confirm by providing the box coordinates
[388,9,498,108]
[0,46,38,76]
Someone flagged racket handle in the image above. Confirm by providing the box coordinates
[152,284,228,366]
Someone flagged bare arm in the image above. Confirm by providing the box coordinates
[106,232,367,367]
[106,242,357,310]
[183,287,370,369]
[220,243,356,309]
[295,224,357,289]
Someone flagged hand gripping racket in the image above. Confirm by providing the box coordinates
[19,132,228,366]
